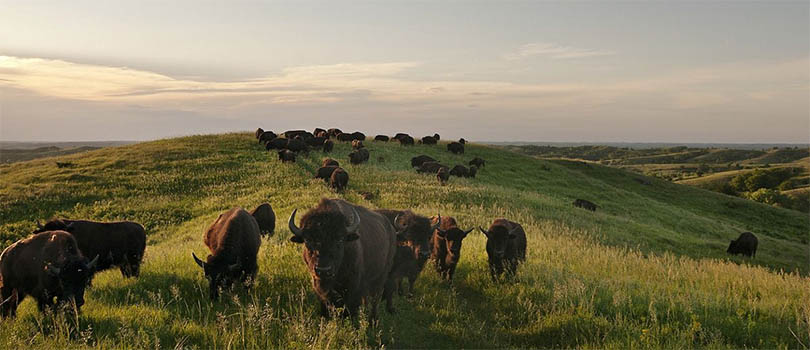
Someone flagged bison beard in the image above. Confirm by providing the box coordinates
[288,199,396,320]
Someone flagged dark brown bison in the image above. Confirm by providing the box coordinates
[322,158,339,167]
[393,133,410,141]
[323,139,334,153]
[286,138,309,153]
[433,133,440,141]
[351,132,366,141]
[34,219,146,278]
[330,168,349,192]
[449,165,470,177]
[336,133,354,142]
[447,142,464,154]
[374,135,390,142]
[351,140,364,150]
[259,131,278,144]
[437,168,449,185]
[255,128,264,139]
[250,203,276,237]
[284,130,309,139]
[265,137,288,150]
[399,136,415,146]
[469,157,485,168]
[573,199,597,212]
[417,161,448,174]
[315,166,339,181]
[458,138,466,144]
[411,155,436,168]
[1,231,99,317]
[349,148,370,164]
[328,128,343,138]
[375,210,439,310]
[430,216,472,281]
[278,149,296,163]
[468,166,477,178]
[193,208,261,300]
[306,136,328,148]
[420,136,437,145]
[727,232,758,258]
[479,219,527,280]
[288,199,396,320]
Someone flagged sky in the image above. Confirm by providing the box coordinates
[0,0,808,143]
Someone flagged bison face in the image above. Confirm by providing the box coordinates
[394,214,440,261]
[46,255,98,310]
[480,226,516,260]
[33,219,69,233]
[193,253,241,300]
[726,240,738,255]
[436,227,472,264]
[288,208,360,291]
[121,252,143,277]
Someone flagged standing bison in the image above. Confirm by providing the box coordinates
[278,149,296,163]
[573,199,597,212]
[34,219,146,278]
[315,166,339,181]
[349,148,370,164]
[479,219,527,280]
[265,137,288,150]
[250,203,276,237]
[430,216,473,281]
[420,136,437,145]
[727,232,758,258]
[330,168,349,192]
[374,135,389,142]
[1,231,99,317]
[322,158,340,167]
[437,167,449,185]
[411,155,436,168]
[288,199,396,320]
[449,165,471,178]
[447,142,464,154]
[351,140,364,150]
[469,157,485,168]
[416,161,448,174]
[193,208,261,300]
[255,128,264,139]
[259,131,278,144]
[399,136,415,146]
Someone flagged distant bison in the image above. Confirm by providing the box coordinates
[1,231,99,317]
[265,137,288,150]
[288,199,396,320]
[255,128,264,139]
[399,136,415,146]
[313,128,327,137]
[330,168,349,192]
[447,142,464,154]
[278,149,296,163]
[322,140,334,153]
[286,138,309,153]
[315,166,339,181]
[284,130,309,139]
[479,219,527,280]
[573,199,597,212]
[327,128,343,138]
[458,138,466,144]
[351,140,364,150]
[374,135,390,142]
[34,219,146,278]
[306,136,328,148]
[727,232,758,258]
[469,157,485,168]
[250,203,276,237]
[449,165,471,178]
[420,136,437,145]
[411,155,436,168]
[259,131,277,144]
[349,148,370,164]
[468,166,477,178]
[351,132,366,141]
[431,216,472,281]
[193,208,261,300]
[437,167,449,185]
[393,133,410,141]
[322,158,339,167]
[336,133,354,142]
[417,161,448,174]
[433,133,440,141]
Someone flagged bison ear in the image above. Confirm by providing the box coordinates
[289,235,305,244]
[344,233,360,242]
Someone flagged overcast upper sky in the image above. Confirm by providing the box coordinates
[1,0,808,142]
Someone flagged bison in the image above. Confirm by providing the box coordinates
[322,158,339,167]
[286,138,309,153]
[351,132,366,141]
[420,136,437,145]
[306,136,328,148]
[327,128,343,138]
[447,142,464,154]
[349,148,370,165]
[411,155,436,168]
[469,157,485,168]
[284,130,309,139]
[288,199,396,320]
[417,161,448,174]
[433,133,440,141]
[330,168,349,192]
[255,128,264,139]
[313,128,327,137]
[458,138,466,144]
[323,140,334,153]
[315,166,339,181]
[430,216,472,281]
[374,135,390,142]
[437,168,449,185]
[727,232,758,258]
[259,131,278,144]
[399,136,415,146]
[573,199,597,212]
[479,219,527,280]
[34,219,146,278]
[449,165,470,177]
[278,149,296,163]
[265,137,288,150]
[393,133,410,141]
[250,203,276,237]
[336,133,354,142]
[468,166,477,178]
[193,208,261,300]
[351,140,364,150]
[1,231,99,317]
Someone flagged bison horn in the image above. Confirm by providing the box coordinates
[393,214,407,232]
[345,208,361,233]
[87,255,99,270]
[192,252,206,268]
[36,220,44,229]
[288,209,303,237]
[431,214,442,231]
[478,227,489,237]
[464,228,474,235]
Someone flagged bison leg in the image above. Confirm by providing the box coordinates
[383,277,397,314]
[319,301,331,319]
[406,275,417,298]
[0,288,19,318]
[36,295,55,312]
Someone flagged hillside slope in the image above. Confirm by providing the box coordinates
[0,133,807,349]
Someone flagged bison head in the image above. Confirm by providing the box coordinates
[33,219,69,234]
[726,239,739,255]
[193,252,242,300]
[393,213,440,261]
[45,255,98,310]
[288,207,360,291]
[479,225,517,260]
[435,224,473,264]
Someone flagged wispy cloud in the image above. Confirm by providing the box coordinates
[503,42,615,60]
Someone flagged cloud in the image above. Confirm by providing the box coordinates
[503,42,615,60]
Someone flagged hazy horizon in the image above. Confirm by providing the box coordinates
[1,1,808,143]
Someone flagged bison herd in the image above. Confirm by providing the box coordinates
[0,128,762,323]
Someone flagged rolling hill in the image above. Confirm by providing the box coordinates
[0,133,807,349]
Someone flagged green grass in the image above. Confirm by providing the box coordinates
[0,133,808,349]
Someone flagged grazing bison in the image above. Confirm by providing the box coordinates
[411,155,436,168]
[351,132,366,141]
[284,130,309,139]
[449,165,470,177]
[1,231,99,317]
[250,203,276,237]
[437,167,449,185]
[315,166,339,181]
[573,199,597,212]
[430,216,472,281]
[469,157,485,168]
[399,136,415,146]
[322,158,339,167]
[447,142,464,154]
[433,133,440,141]
[330,168,349,192]
[336,133,354,142]
[479,219,527,280]
[327,128,343,138]
[323,139,334,153]
[286,139,309,153]
[374,135,390,142]
[288,199,396,320]
[255,128,264,139]
[259,131,278,144]
[193,208,261,300]
[458,138,466,144]
[420,136,437,145]
[34,219,146,278]
[393,133,410,141]
[417,161,448,174]
[306,136,328,148]
[265,137,288,150]
[278,149,296,163]
[376,211,440,309]
[727,232,758,258]
[349,148,370,164]
[351,140,364,150]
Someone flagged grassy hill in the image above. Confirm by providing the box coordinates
[0,133,807,349]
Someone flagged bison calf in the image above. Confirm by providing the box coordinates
[727,232,758,258]
[479,219,527,281]
[431,216,473,281]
